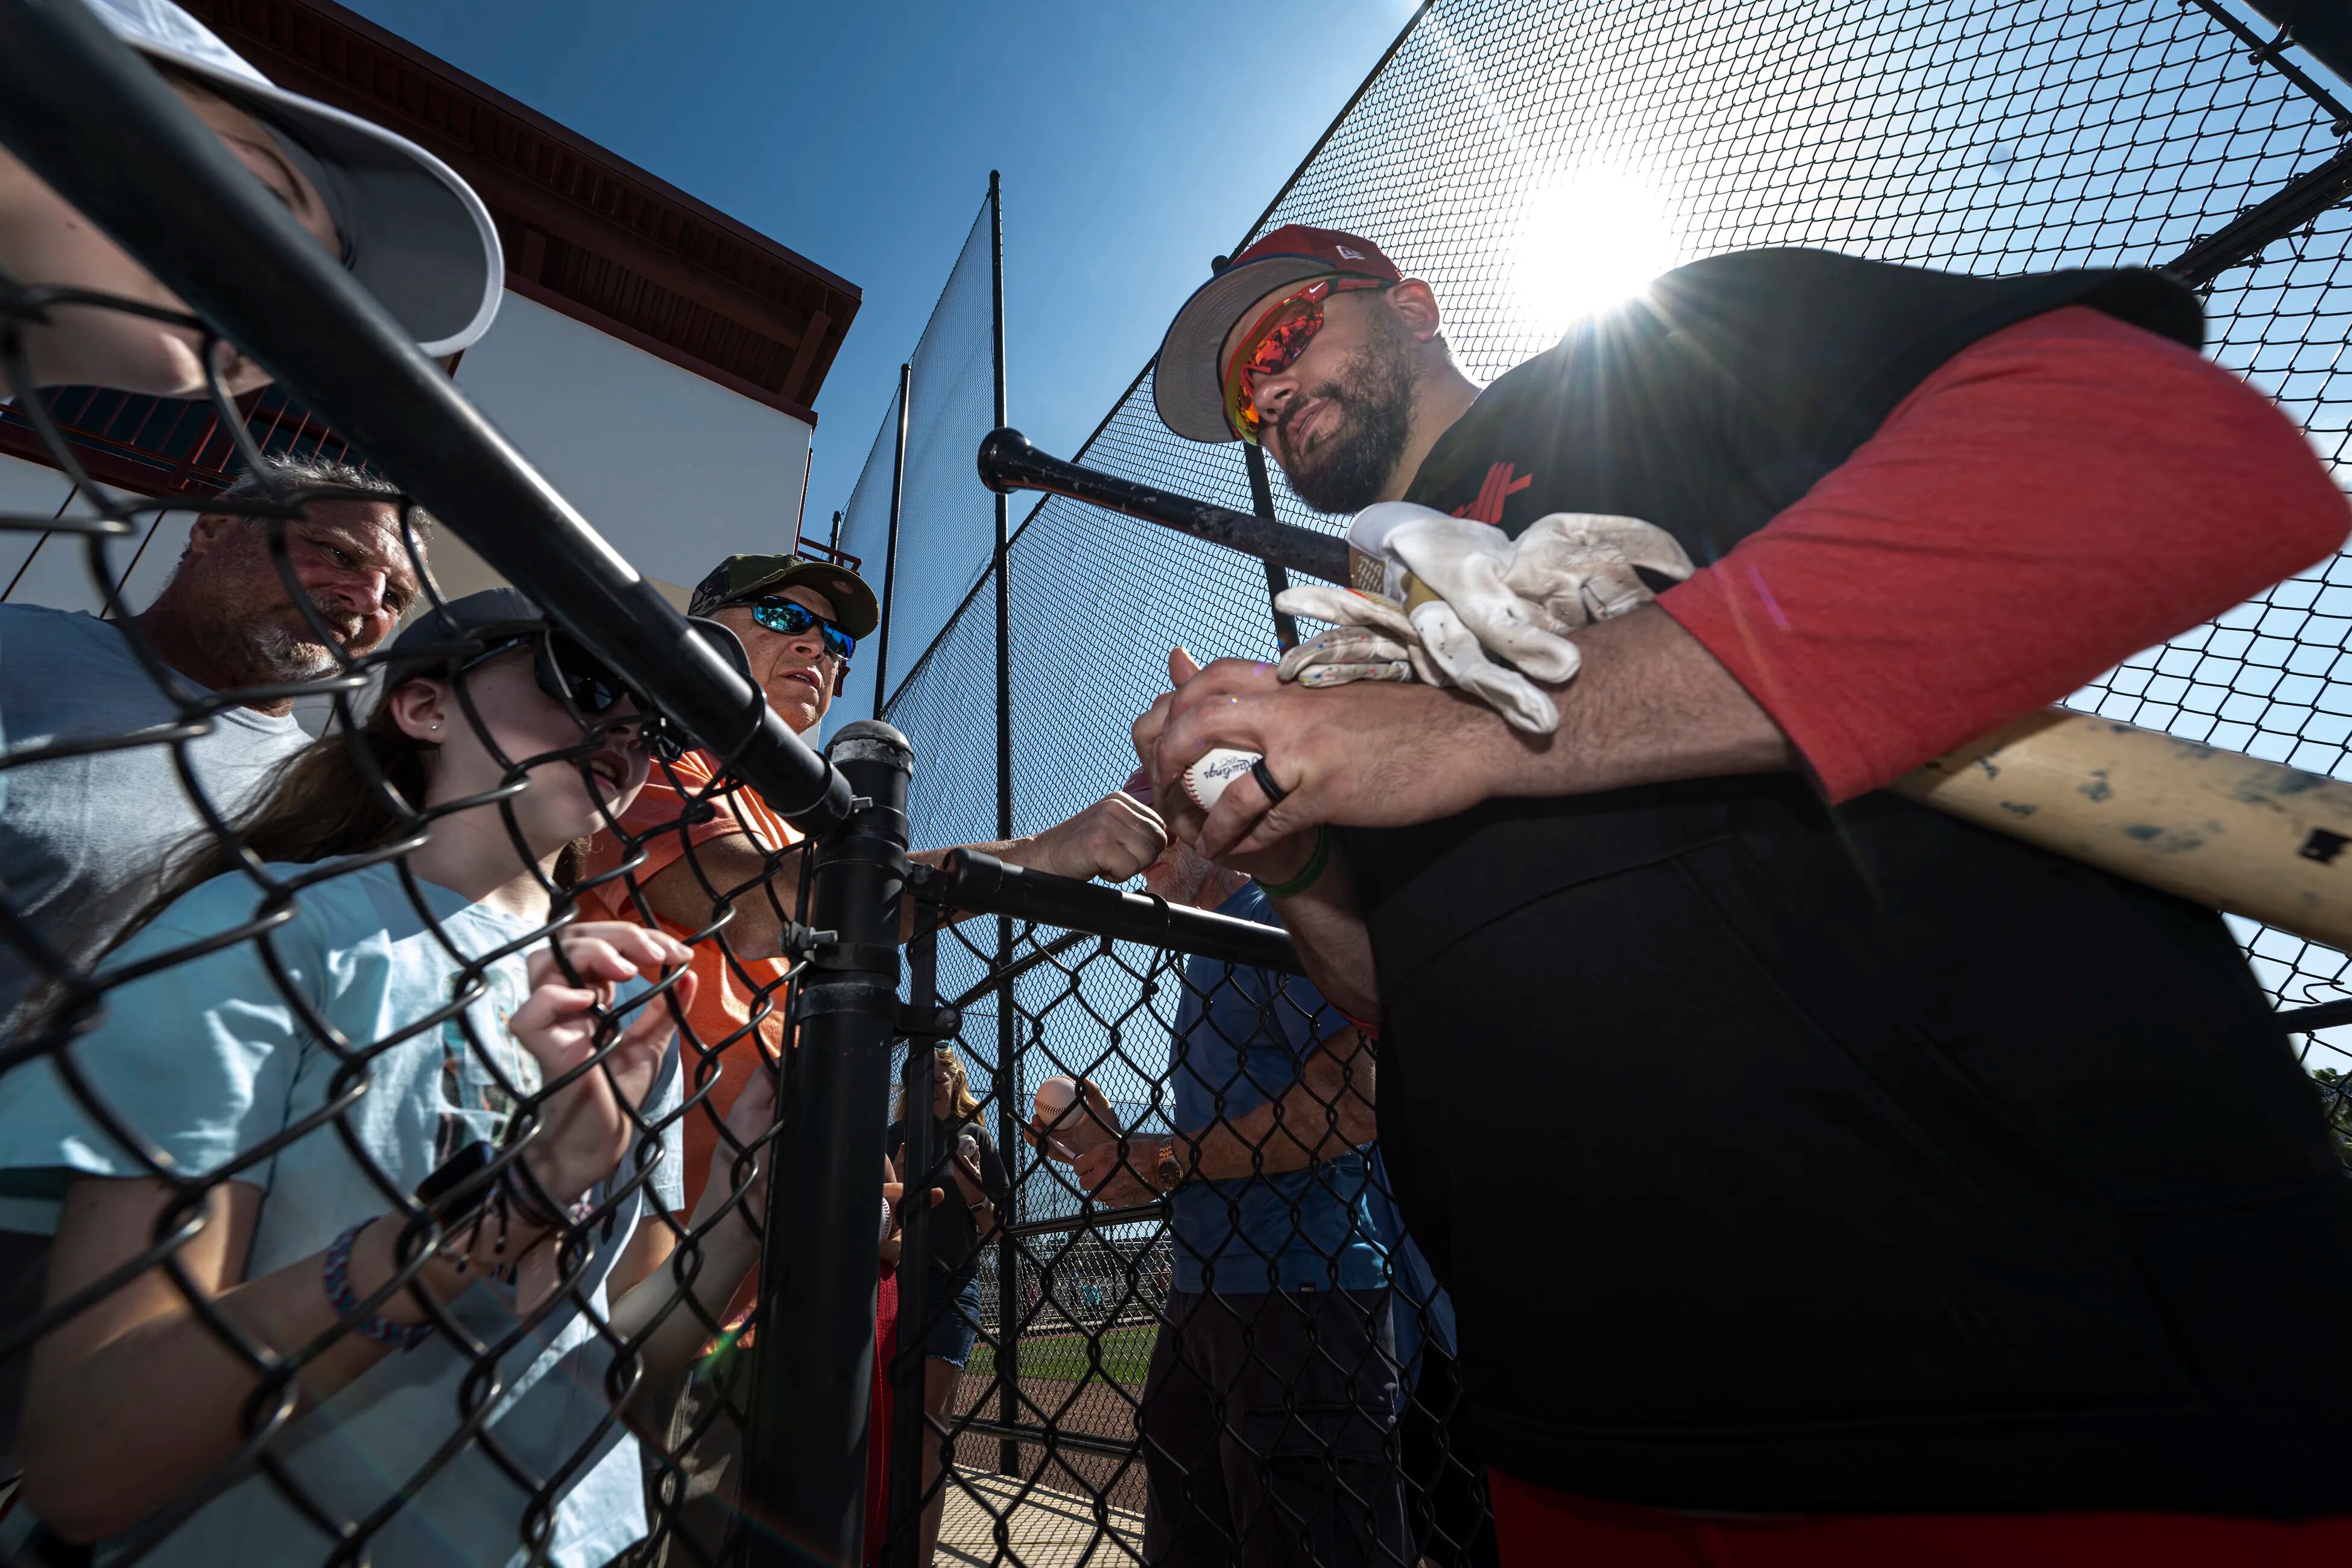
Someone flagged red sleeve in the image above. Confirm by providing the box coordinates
[1657,305,2350,804]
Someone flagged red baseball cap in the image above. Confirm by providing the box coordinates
[1153,224,1404,444]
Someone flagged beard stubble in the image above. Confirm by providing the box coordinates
[1272,313,1418,515]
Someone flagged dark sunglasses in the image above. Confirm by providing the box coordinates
[750,596,856,660]
[459,631,683,760]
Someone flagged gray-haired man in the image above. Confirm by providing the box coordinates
[0,457,425,1013]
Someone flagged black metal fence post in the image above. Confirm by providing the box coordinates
[871,364,912,718]
[1242,443,1300,653]
[741,719,912,1568]
[987,167,1024,1481]
[888,925,938,1568]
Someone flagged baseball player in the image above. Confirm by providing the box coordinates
[1133,225,2352,1563]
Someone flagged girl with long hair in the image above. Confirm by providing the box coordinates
[0,590,779,1567]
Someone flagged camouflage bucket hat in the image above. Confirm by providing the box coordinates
[688,552,880,638]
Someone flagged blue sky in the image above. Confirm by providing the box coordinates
[341,0,1419,539]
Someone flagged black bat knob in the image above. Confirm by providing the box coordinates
[976,426,1034,495]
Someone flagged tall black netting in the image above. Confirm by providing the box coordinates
[874,0,2352,1183]
[830,194,1002,726]
[862,5,2352,1552]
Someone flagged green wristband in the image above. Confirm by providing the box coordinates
[1254,825,1332,900]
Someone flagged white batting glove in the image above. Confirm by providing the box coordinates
[1408,598,1562,733]
[1500,512,1697,628]
[1274,584,1434,686]
[1275,581,1560,733]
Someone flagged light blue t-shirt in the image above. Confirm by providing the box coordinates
[0,604,309,1017]
[1168,882,1388,1295]
[0,860,683,1568]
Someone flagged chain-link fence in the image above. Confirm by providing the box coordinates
[13,1,2352,1566]
[0,5,880,1566]
[882,862,1465,1568]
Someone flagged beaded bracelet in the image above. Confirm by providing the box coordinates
[1254,824,1332,900]
[322,1221,434,1351]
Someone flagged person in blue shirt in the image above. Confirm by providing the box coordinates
[1050,771,1406,1568]
[0,590,781,1567]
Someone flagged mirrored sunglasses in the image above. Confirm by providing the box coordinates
[750,596,856,660]
[1222,275,1391,444]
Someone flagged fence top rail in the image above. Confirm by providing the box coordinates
[922,850,1305,974]
[0,0,854,838]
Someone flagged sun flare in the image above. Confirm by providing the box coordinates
[1508,166,1680,341]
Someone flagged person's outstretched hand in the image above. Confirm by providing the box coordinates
[1014,790,1169,883]
[507,922,696,1211]
[1026,1075,1119,1163]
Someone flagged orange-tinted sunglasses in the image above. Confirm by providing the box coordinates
[1222,275,1391,444]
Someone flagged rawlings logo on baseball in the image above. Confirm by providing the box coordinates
[1182,748,1263,811]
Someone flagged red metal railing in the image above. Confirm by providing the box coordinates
[0,382,361,497]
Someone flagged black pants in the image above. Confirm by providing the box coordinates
[1141,1286,1408,1568]
[1397,1344,1499,1568]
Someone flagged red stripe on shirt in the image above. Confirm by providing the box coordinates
[1657,305,2351,804]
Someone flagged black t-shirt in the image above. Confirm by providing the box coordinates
[887,1116,1009,1285]
[1349,248,2352,1515]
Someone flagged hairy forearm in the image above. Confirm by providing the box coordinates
[605,1211,762,1443]
[1261,846,1378,1023]
[645,835,1048,957]
[1486,603,1798,799]
[642,835,801,960]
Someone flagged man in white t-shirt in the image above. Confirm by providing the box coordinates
[0,455,424,1016]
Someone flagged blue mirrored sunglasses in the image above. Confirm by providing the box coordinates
[750,596,856,660]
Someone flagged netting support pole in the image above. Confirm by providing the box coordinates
[1243,443,1301,652]
[872,362,912,718]
[988,166,1024,1480]
[740,721,911,1568]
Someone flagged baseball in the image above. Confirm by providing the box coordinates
[1033,1074,1079,1128]
[1182,747,1263,812]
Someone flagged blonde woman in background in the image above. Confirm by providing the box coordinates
[887,1045,1007,1565]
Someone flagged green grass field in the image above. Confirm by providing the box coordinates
[966,1323,1157,1386]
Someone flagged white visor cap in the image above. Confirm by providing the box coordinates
[81,0,503,356]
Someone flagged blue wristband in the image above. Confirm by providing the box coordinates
[323,1221,434,1351]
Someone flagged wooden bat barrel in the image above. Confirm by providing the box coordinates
[1895,708,2352,952]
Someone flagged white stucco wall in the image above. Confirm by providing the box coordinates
[452,291,813,599]
[1,289,812,619]
[0,451,172,616]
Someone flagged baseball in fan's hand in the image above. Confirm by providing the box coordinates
[1032,1073,1116,1161]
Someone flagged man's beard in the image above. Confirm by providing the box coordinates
[239,604,353,684]
[1272,320,1417,514]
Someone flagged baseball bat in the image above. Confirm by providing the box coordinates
[978,427,1351,587]
[979,429,2352,955]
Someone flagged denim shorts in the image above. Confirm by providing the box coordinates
[925,1269,984,1367]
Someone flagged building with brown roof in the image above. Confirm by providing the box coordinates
[0,0,859,612]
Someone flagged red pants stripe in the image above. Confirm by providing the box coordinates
[1488,1469,2352,1567]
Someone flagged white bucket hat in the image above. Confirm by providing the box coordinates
[82,0,504,356]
